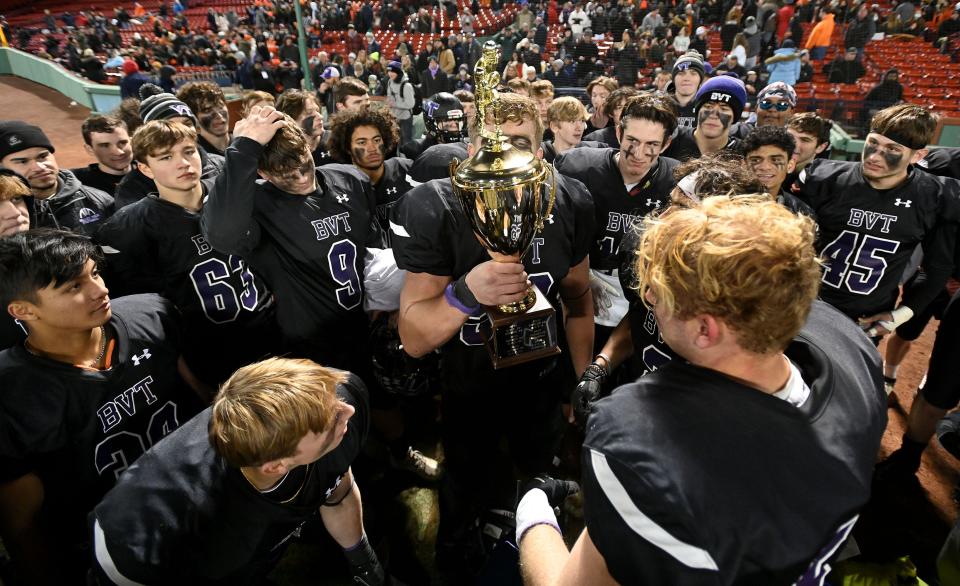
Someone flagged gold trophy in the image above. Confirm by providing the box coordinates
[449,41,561,369]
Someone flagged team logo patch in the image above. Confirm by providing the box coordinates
[336,193,349,203]
[385,186,398,195]
[130,348,152,366]
[7,135,22,146]
[894,199,912,207]
[78,207,101,224]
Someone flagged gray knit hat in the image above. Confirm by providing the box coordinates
[138,84,197,124]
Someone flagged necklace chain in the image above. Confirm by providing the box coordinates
[25,325,108,367]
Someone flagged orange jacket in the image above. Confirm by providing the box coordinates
[805,13,835,49]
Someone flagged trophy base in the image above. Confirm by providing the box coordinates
[497,287,538,314]
[480,286,561,369]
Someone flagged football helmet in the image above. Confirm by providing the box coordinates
[423,92,467,143]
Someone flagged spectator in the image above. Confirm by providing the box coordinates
[641,7,664,33]
[421,55,451,98]
[80,48,106,83]
[438,38,456,74]
[805,8,836,61]
[826,46,866,83]
[345,24,365,53]
[279,36,299,62]
[671,51,706,129]
[690,25,709,56]
[777,0,796,43]
[717,54,747,78]
[158,64,177,93]
[385,60,416,144]
[569,4,591,36]
[729,32,749,65]
[611,30,642,87]
[743,16,763,70]
[797,49,814,82]
[673,26,691,54]
[937,7,960,41]
[845,3,877,61]
[863,68,905,122]
[755,81,798,127]
[120,59,151,100]
[765,38,801,86]
[516,3,534,30]
[544,58,575,86]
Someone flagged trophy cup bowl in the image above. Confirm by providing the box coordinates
[450,138,561,368]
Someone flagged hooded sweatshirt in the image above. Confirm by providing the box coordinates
[765,46,801,85]
[34,170,114,235]
[387,73,415,121]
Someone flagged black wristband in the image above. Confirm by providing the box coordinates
[453,274,480,309]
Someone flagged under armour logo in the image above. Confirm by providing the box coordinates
[544,213,554,224]
[646,199,661,207]
[324,474,344,499]
[894,199,911,207]
[318,151,331,159]
[336,194,349,203]
[130,348,152,366]
[385,186,398,195]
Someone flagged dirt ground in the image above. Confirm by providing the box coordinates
[3,74,958,584]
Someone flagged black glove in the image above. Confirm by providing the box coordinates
[572,362,607,428]
[523,475,580,508]
[344,534,385,586]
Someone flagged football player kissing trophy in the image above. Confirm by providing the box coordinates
[450,41,560,369]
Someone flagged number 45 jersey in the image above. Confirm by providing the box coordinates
[94,192,280,386]
[798,159,960,319]
[0,294,202,551]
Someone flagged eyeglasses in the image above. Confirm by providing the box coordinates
[759,99,792,111]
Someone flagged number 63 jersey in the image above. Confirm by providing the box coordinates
[0,294,202,548]
[798,159,960,319]
[94,192,279,385]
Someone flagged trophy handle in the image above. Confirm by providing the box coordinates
[533,163,558,233]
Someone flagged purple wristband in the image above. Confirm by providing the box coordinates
[445,282,479,315]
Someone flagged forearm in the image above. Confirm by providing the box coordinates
[563,292,594,378]
[599,314,634,371]
[901,264,951,315]
[398,291,469,357]
[520,525,571,586]
[201,137,261,254]
[320,480,363,549]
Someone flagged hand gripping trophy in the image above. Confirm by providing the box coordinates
[450,41,560,369]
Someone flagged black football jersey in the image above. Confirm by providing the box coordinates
[202,138,384,366]
[554,147,679,272]
[798,160,960,318]
[917,147,960,179]
[93,373,369,585]
[0,295,201,547]
[312,130,347,167]
[540,140,607,165]
[0,315,26,352]
[662,126,740,162]
[94,192,279,385]
[373,157,416,243]
[391,175,595,382]
[582,300,886,585]
[71,163,126,196]
[408,142,469,184]
[583,126,619,148]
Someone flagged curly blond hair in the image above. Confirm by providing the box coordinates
[635,195,821,354]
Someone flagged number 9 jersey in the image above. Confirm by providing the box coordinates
[797,159,960,319]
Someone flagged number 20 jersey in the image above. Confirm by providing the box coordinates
[0,295,201,545]
[798,159,960,318]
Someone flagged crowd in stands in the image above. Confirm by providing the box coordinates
[4,0,960,137]
[3,0,960,585]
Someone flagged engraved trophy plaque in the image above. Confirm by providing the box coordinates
[449,41,561,369]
